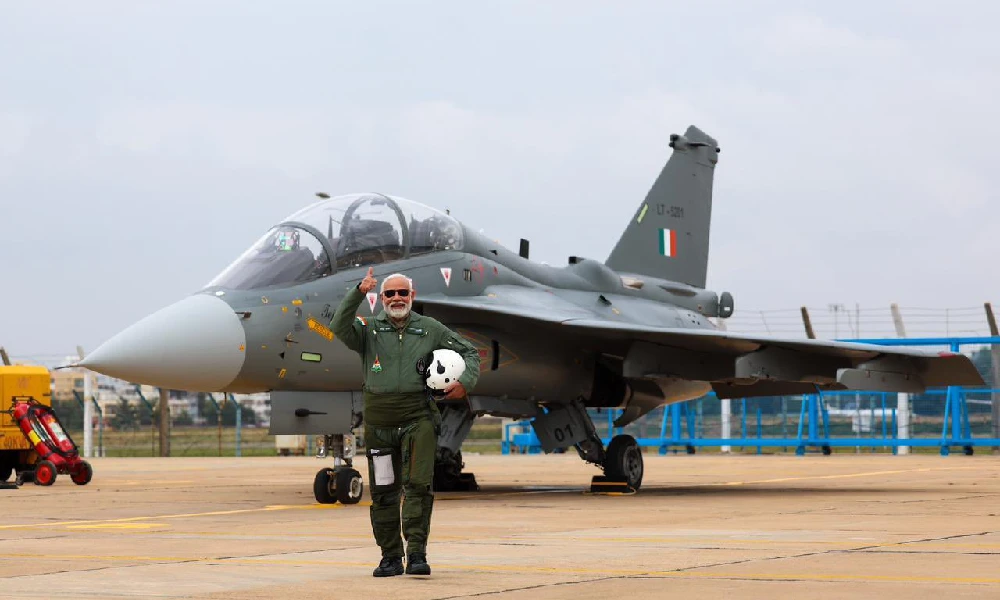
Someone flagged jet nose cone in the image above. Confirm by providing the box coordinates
[81,294,246,391]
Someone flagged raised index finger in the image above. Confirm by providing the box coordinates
[367,266,374,277]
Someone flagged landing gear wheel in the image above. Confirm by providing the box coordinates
[335,468,364,504]
[313,468,336,504]
[71,461,93,486]
[604,434,643,491]
[433,449,463,492]
[34,460,56,486]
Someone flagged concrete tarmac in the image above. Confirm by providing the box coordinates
[0,454,998,599]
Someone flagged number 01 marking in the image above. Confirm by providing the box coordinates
[552,423,574,443]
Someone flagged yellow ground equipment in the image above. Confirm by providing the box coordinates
[1,365,52,483]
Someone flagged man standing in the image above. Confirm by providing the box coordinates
[330,267,480,577]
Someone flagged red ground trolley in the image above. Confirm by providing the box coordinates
[12,399,93,486]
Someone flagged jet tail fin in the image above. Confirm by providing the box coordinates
[605,125,719,288]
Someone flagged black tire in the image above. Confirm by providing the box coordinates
[335,468,364,505]
[71,461,93,486]
[433,449,463,492]
[604,434,643,490]
[34,460,57,486]
[0,462,12,483]
[821,445,832,456]
[313,468,337,504]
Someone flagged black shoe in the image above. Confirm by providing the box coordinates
[373,556,404,577]
[406,553,431,575]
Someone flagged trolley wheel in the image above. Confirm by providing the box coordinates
[335,468,364,505]
[34,460,57,486]
[71,461,94,486]
[821,445,832,456]
[313,468,337,504]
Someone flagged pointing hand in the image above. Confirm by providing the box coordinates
[359,267,377,294]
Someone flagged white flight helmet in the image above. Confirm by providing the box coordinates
[425,348,466,395]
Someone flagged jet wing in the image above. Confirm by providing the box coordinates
[417,287,985,397]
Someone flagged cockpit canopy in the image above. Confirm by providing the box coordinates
[208,194,463,290]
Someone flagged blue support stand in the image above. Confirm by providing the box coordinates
[740,399,747,453]
[939,342,977,456]
[756,407,762,455]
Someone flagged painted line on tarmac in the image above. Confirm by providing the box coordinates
[113,530,473,541]
[0,504,350,531]
[116,480,197,485]
[451,533,1000,550]
[1,553,998,585]
[32,526,1000,550]
[648,570,1000,585]
[0,488,566,532]
[41,526,1000,551]
[439,488,581,501]
[65,523,167,530]
[713,465,985,486]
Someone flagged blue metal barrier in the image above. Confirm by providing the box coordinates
[501,391,1000,455]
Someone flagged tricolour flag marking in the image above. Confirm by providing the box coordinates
[658,228,677,257]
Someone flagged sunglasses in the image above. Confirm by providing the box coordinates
[382,289,411,298]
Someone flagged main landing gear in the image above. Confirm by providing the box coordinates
[602,434,643,490]
[313,434,363,505]
[433,405,479,492]
[530,398,644,493]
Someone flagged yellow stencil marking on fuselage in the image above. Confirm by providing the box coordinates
[307,318,334,341]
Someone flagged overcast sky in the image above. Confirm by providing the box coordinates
[2,1,997,355]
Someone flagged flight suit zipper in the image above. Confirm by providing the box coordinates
[397,330,403,394]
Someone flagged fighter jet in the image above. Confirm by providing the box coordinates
[80,126,984,503]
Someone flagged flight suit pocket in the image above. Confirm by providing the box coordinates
[368,447,400,491]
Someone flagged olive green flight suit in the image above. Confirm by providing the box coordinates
[330,285,480,558]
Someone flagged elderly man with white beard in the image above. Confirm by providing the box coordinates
[330,267,481,577]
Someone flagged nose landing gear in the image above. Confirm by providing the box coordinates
[313,434,363,505]
[314,466,364,504]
